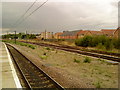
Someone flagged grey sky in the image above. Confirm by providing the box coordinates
[2,0,119,34]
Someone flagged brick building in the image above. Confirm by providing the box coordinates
[89,31,103,36]
[40,32,53,39]
[77,30,91,38]
[54,32,63,39]
[101,29,116,37]
[113,28,120,38]
[59,30,82,39]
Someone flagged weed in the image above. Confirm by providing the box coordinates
[74,59,80,63]
[2,40,35,49]
[98,71,102,74]
[83,57,91,63]
[55,50,58,53]
[105,74,111,78]
[28,45,35,49]
[45,47,50,50]
[94,81,101,88]
[43,52,47,55]
[98,58,102,61]
[40,55,47,59]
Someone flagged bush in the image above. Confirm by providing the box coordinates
[43,52,47,55]
[40,55,47,59]
[74,59,80,63]
[44,47,51,50]
[97,43,106,50]
[58,39,65,41]
[83,57,91,63]
[113,38,120,49]
[28,45,35,49]
[2,40,36,49]
[75,36,93,47]
[94,81,101,88]
[75,35,119,50]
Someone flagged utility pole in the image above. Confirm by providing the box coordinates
[7,31,8,39]
[52,32,53,39]
[14,31,16,44]
[45,29,46,40]
[26,31,27,42]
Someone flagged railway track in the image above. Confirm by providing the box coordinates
[6,43,64,89]
[21,41,120,62]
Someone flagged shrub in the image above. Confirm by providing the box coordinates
[113,38,120,49]
[83,57,91,63]
[58,39,65,41]
[75,36,93,47]
[97,43,106,50]
[74,59,80,63]
[45,47,51,50]
[40,55,47,59]
[28,45,35,49]
[75,35,120,50]
[43,52,47,55]
[94,81,101,88]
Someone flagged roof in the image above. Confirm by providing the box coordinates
[54,32,63,36]
[77,30,90,35]
[89,31,103,35]
[101,29,116,36]
[60,30,82,36]
[113,28,119,34]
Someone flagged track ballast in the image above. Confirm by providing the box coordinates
[6,43,64,89]
[21,41,120,62]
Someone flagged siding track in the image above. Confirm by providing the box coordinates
[21,41,120,62]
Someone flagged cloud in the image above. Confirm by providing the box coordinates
[1,28,10,32]
[2,0,119,33]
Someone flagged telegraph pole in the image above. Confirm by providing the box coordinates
[52,32,53,39]
[45,29,46,40]
[14,31,16,44]
[26,31,27,42]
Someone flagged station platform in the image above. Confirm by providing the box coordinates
[0,42,22,89]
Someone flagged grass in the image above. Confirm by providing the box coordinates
[43,52,47,55]
[44,47,51,50]
[105,74,111,78]
[94,81,101,88]
[74,58,80,63]
[40,55,47,59]
[2,40,36,49]
[28,45,35,49]
[83,57,91,63]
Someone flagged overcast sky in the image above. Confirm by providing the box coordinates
[1,0,119,34]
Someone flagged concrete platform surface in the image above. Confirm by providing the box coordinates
[0,42,22,89]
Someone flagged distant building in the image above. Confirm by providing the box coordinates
[40,32,53,39]
[101,29,116,37]
[89,31,103,36]
[59,30,82,39]
[77,30,91,38]
[37,28,118,40]
[54,32,63,39]
[113,28,120,38]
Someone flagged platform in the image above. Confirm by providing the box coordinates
[0,42,22,89]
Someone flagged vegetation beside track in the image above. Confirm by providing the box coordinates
[12,43,118,88]
[75,35,120,50]
[2,40,36,49]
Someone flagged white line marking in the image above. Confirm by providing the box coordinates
[3,43,22,88]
